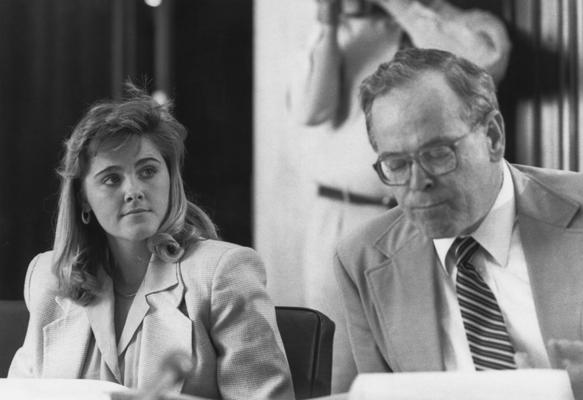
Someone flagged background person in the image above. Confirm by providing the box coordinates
[288,0,510,391]
[8,87,294,400]
[335,47,583,398]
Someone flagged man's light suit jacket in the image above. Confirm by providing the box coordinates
[335,163,583,373]
[9,239,295,400]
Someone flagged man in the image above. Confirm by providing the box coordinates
[334,47,583,396]
[288,0,510,391]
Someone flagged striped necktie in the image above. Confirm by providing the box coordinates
[451,236,517,370]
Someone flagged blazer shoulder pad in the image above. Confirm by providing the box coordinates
[179,239,259,284]
[25,250,60,309]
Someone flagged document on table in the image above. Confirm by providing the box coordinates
[349,370,575,400]
[0,379,212,400]
[0,378,130,400]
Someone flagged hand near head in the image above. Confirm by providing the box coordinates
[369,0,414,15]
[316,0,341,25]
[548,339,583,400]
[370,0,438,15]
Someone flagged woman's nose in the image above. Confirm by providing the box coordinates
[124,178,145,202]
[125,190,144,202]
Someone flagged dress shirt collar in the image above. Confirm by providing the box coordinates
[433,161,515,274]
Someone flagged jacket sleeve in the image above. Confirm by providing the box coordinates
[8,253,43,378]
[209,246,295,400]
[288,23,342,126]
[334,251,392,373]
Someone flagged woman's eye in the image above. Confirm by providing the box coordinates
[102,174,121,186]
[139,166,158,179]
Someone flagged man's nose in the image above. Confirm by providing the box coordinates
[408,160,434,191]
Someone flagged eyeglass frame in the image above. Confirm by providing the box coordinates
[372,132,474,186]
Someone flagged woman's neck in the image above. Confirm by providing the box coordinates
[107,239,151,292]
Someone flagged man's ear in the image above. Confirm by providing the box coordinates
[485,111,505,162]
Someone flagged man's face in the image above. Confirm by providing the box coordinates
[370,72,503,238]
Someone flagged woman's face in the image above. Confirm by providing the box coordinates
[82,136,170,247]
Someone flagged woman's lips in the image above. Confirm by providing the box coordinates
[122,208,149,217]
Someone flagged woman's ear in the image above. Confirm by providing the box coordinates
[77,187,90,212]
[485,111,506,162]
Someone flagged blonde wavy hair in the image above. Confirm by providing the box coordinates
[53,86,218,305]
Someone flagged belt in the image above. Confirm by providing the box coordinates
[318,185,396,208]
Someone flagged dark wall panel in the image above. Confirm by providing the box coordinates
[173,0,253,246]
[0,0,112,299]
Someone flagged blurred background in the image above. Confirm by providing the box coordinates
[1,0,583,304]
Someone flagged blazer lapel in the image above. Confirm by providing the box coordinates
[122,256,192,392]
[42,296,92,378]
[368,221,444,372]
[85,272,121,381]
[512,166,583,362]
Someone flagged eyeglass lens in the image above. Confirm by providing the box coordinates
[378,145,458,185]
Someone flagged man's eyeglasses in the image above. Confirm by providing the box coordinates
[372,133,471,186]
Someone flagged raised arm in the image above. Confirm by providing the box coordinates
[288,0,343,126]
[372,0,511,83]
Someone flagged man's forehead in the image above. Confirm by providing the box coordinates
[371,75,462,123]
[370,74,467,150]
[375,71,456,106]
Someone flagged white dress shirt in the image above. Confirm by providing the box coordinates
[433,162,551,370]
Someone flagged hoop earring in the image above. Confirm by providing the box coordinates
[81,210,91,225]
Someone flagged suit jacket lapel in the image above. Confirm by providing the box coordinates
[85,270,121,381]
[42,296,92,378]
[121,256,192,391]
[512,165,583,362]
[368,219,444,372]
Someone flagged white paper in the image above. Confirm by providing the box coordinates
[349,370,575,400]
[0,378,130,400]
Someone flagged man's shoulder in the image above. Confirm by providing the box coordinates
[336,207,416,262]
[512,163,583,200]
[511,163,583,229]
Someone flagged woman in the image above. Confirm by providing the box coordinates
[8,87,295,400]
